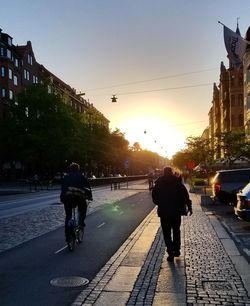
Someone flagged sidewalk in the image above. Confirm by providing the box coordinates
[72,192,250,306]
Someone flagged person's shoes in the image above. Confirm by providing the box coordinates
[173,250,181,257]
[167,255,174,262]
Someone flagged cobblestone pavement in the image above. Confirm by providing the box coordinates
[71,191,250,306]
[185,193,250,305]
[0,185,146,253]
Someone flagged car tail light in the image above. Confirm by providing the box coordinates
[214,183,221,194]
[245,199,250,208]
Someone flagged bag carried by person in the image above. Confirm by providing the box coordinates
[181,199,192,216]
[65,187,88,200]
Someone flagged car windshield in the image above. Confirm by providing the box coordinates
[241,182,250,195]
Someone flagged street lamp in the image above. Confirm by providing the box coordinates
[111,95,117,103]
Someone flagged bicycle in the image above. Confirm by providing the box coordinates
[64,187,91,252]
[66,204,85,252]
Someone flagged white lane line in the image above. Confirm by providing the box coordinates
[97,222,105,228]
[54,245,68,254]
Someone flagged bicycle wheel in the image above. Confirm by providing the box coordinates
[76,226,84,244]
[67,234,75,251]
[67,221,76,252]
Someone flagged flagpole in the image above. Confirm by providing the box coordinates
[218,21,226,27]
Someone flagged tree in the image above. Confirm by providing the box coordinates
[185,136,213,165]
[172,150,192,170]
[0,83,80,176]
[215,131,250,167]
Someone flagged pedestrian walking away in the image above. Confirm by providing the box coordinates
[60,162,93,243]
[151,166,192,262]
[148,171,154,191]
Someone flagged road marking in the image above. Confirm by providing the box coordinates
[54,245,68,254]
[118,211,124,215]
[97,222,105,228]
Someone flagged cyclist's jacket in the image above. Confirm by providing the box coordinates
[60,171,92,203]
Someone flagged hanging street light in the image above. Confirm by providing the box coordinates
[111,95,117,102]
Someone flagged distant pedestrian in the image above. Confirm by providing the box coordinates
[152,166,192,262]
[32,174,40,190]
[148,171,154,190]
[60,162,92,242]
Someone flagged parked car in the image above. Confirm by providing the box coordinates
[234,182,250,222]
[211,168,250,205]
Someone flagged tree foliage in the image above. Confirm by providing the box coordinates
[0,85,166,179]
[215,131,250,166]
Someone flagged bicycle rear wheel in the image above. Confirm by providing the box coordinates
[77,227,84,243]
[67,221,76,252]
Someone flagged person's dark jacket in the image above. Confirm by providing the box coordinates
[60,171,92,203]
[152,174,191,217]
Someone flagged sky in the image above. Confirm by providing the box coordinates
[1,0,250,158]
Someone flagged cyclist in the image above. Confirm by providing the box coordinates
[60,162,92,242]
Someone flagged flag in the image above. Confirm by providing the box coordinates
[223,25,247,67]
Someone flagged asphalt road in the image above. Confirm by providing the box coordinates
[0,191,154,306]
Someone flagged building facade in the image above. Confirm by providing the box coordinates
[0,29,109,128]
[207,59,245,159]
[243,26,250,137]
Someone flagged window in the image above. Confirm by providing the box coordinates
[14,75,18,86]
[2,88,6,98]
[238,94,243,106]
[231,115,235,127]
[33,75,38,84]
[28,54,33,65]
[9,90,13,100]
[231,95,235,106]
[8,68,13,80]
[1,66,5,77]
[25,107,29,117]
[239,114,244,126]
[0,47,5,56]
[7,37,12,46]
[24,69,30,80]
[14,58,19,68]
[7,49,11,59]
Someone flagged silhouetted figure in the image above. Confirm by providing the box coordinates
[152,166,192,262]
[60,163,92,242]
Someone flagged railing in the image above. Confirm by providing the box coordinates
[16,175,148,192]
[89,175,148,190]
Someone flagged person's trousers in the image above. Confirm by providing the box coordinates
[160,215,181,255]
[64,200,87,239]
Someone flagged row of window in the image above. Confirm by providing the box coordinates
[0,47,33,67]
[1,65,39,85]
[1,88,14,100]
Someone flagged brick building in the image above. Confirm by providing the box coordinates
[0,28,109,128]
[206,25,245,160]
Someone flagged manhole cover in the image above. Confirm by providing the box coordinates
[50,276,89,287]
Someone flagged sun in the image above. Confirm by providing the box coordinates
[114,115,186,158]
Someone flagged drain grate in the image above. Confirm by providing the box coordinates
[50,276,89,287]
